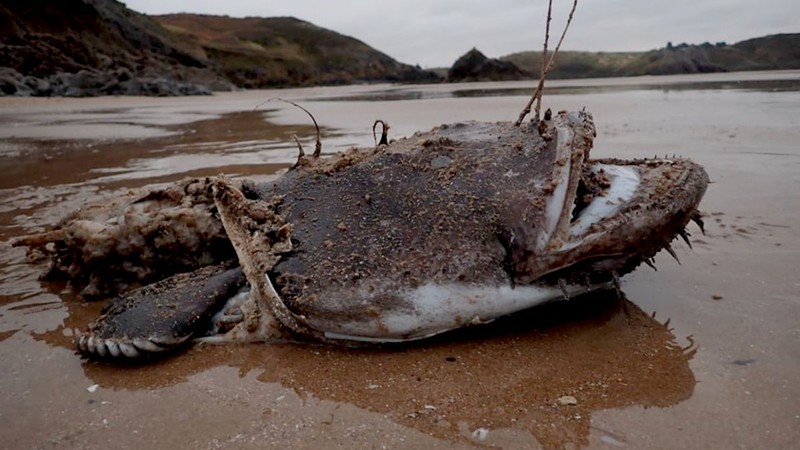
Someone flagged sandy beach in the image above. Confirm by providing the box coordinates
[1,71,798,449]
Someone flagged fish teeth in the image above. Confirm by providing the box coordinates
[664,244,681,265]
[691,211,706,235]
[644,258,657,271]
[679,229,693,249]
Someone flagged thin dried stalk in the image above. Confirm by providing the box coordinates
[372,120,390,147]
[255,97,322,157]
[540,0,554,89]
[515,0,579,126]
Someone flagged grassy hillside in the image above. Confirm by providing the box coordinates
[502,34,800,79]
[0,0,436,96]
[154,14,437,88]
[501,51,640,79]
[0,0,211,75]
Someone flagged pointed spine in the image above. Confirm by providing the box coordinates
[679,229,692,249]
[664,244,681,265]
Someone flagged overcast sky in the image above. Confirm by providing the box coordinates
[124,0,798,68]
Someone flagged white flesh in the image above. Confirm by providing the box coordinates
[561,164,641,251]
[317,282,608,343]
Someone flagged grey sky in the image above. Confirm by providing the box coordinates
[124,0,798,68]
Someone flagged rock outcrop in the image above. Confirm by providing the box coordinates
[447,48,527,82]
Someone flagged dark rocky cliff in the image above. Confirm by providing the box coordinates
[0,0,439,97]
[447,48,526,82]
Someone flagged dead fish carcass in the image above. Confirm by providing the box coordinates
[19,110,708,359]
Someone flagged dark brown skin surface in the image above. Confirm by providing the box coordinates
[21,109,707,357]
[85,265,245,347]
[264,121,562,319]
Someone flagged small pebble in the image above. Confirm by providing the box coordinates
[472,428,489,441]
[87,384,99,393]
[557,395,578,406]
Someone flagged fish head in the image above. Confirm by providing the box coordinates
[510,110,709,284]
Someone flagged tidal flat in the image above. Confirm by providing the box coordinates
[1,70,798,449]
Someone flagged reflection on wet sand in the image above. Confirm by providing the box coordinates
[6,74,797,448]
[313,73,800,103]
[0,110,317,191]
[35,290,695,449]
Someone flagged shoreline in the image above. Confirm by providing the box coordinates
[0,71,798,449]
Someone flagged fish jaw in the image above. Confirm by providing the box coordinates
[535,110,596,253]
[513,156,709,285]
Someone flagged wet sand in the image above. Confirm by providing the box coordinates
[1,71,799,449]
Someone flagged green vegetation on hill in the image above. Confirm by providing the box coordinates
[0,0,797,96]
[155,14,437,88]
[501,34,800,79]
[0,0,436,96]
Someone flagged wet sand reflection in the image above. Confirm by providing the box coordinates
[36,290,695,449]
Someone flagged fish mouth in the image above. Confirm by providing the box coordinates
[508,110,708,283]
[532,155,708,283]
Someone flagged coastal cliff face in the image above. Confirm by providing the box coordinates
[0,0,228,96]
[1,0,796,95]
[0,0,438,97]
[446,48,526,82]
[154,14,439,89]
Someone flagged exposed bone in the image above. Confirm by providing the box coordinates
[211,180,323,341]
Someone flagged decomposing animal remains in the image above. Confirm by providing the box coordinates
[13,1,709,360]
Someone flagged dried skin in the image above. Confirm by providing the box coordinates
[14,178,235,298]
